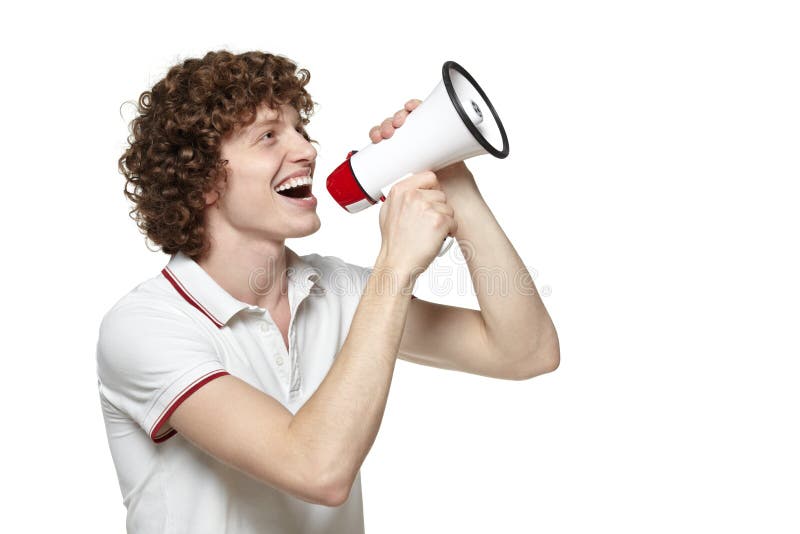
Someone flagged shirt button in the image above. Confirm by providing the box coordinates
[276,357,284,366]
[259,321,269,332]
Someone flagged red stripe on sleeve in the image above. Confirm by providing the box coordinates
[150,370,230,443]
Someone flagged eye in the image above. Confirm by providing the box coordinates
[260,131,274,142]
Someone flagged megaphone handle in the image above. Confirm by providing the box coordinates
[438,236,454,257]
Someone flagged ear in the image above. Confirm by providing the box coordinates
[204,178,228,207]
[204,164,228,207]
[204,188,221,206]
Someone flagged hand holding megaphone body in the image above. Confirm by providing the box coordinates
[327,60,509,257]
[376,170,459,282]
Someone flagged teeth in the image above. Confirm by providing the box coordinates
[275,176,312,192]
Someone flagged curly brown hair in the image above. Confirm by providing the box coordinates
[119,50,316,260]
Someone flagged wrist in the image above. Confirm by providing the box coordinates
[374,252,417,297]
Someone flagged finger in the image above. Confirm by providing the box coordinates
[392,109,409,127]
[429,211,457,237]
[425,201,454,218]
[404,99,422,112]
[435,210,458,236]
[449,216,459,237]
[394,171,440,192]
[416,189,447,203]
[369,125,382,143]
[380,117,395,139]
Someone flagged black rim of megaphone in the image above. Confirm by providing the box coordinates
[442,60,509,159]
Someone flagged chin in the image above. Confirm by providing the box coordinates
[286,217,321,239]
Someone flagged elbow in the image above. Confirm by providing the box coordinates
[541,345,561,375]
[288,419,355,507]
[321,484,352,508]
[315,476,353,508]
[515,329,560,380]
[310,461,354,507]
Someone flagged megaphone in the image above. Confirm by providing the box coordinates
[326,60,509,256]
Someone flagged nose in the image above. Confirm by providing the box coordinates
[289,128,317,165]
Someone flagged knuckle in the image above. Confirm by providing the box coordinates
[431,212,446,226]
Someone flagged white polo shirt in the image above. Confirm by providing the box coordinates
[96,247,374,534]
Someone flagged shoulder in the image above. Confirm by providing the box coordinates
[98,272,199,332]
[96,274,216,372]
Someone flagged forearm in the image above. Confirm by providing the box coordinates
[287,255,412,500]
[449,187,559,372]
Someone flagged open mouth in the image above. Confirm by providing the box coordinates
[276,183,313,199]
[274,175,313,199]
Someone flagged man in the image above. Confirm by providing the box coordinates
[97,50,559,534]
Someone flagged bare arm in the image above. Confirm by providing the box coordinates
[437,163,560,375]
[287,257,413,503]
[169,172,453,507]
[371,100,559,380]
[170,257,413,507]
[397,175,560,380]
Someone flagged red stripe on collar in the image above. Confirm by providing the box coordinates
[162,267,225,328]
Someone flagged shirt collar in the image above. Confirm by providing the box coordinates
[161,247,325,329]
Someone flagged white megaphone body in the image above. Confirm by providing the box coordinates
[326,60,509,256]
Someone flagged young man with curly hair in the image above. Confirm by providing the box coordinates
[97,50,559,534]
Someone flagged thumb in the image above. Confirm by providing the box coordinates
[394,171,440,194]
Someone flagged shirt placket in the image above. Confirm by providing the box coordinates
[286,278,313,401]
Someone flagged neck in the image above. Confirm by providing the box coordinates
[197,230,289,311]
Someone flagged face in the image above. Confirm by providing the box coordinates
[206,102,320,242]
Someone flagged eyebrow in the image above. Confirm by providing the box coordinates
[243,115,304,138]
[244,117,278,135]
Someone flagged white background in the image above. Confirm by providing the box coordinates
[2,0,798,532]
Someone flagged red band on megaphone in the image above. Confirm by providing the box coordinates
[326,149,378,212]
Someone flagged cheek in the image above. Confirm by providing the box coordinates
[227,160,281,198]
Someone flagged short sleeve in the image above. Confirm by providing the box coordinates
[96,300,229,443]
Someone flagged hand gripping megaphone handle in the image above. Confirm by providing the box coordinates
[379,173,453,258]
